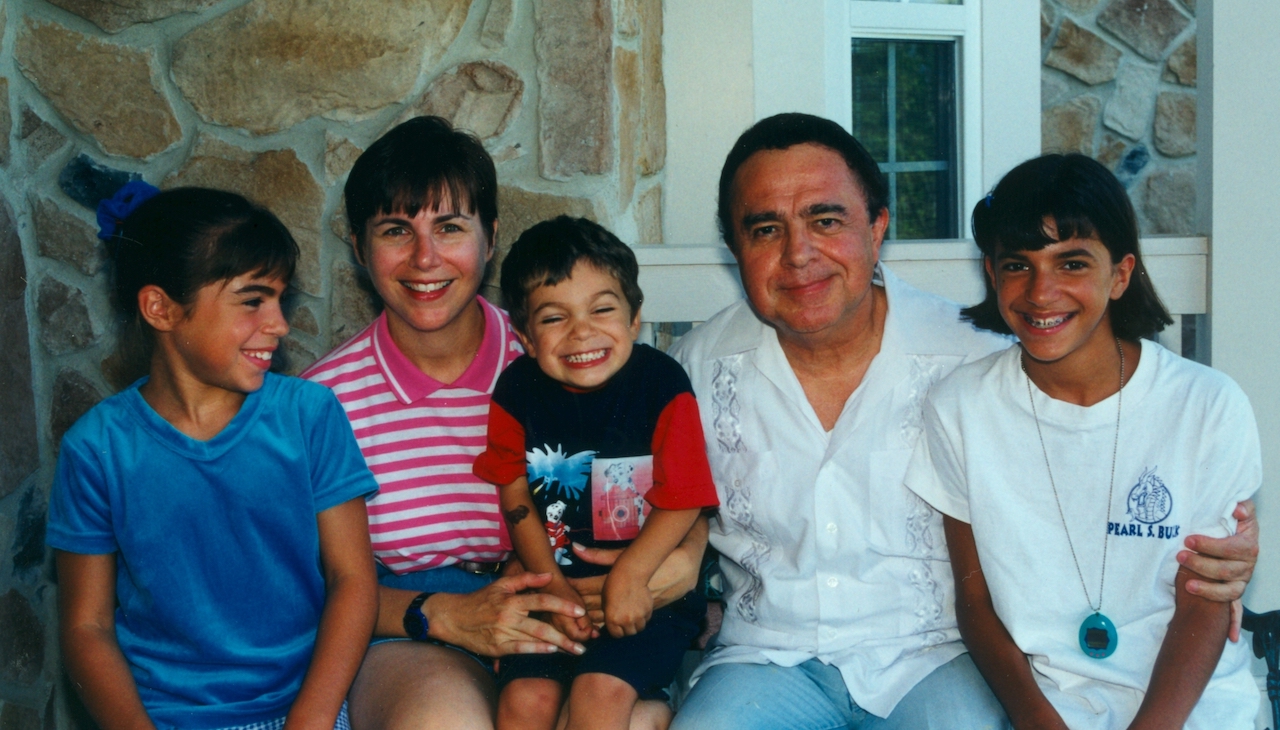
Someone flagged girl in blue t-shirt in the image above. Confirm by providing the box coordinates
[47,184,379,730]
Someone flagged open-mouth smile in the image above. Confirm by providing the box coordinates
[563,349,608,365]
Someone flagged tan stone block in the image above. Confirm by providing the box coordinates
[535,0,614,179]
[1042,95,1101,155]
[15,20,180,159]
[33,197,105,276]
[325,132,364,186]
[634,184,662,245]
[51,368,102,450]
[1164,37,1196,86]
[1143,168,1195,234]
[481,0,515,49]
[1154,91,1196,157]
[1098,0,1190,61]
[37,276,99,355]
[0,79,9,167]
[0,197,37,500]
[615,48,641,207]
[638,0,665,176]
[166,140,325,295]
[0,590,43,684]
[1044,19,1122,86]
[18,108,66,170]
[172,0,471,135]
[1097,133,1129,171]
[280,336,319,376]
[1103,62,1160,141]
[404,62,524,141]
[491,186,604,300]
[330,258,380,350]
[46,0,218,34]
[289,304,320,337]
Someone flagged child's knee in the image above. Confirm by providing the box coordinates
[499,678,563,723]
[569,672,638,708]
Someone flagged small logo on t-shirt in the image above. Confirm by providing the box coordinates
[1126,467,1173,524]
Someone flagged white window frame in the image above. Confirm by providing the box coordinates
[750,0,1040,234]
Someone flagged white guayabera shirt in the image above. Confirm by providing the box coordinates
[670,265,1009,718]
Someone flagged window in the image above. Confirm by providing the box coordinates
[851,37,959,239]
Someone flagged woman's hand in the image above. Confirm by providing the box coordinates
[1178,500,1260,641]
[420,572,588,657]
[567,516,707,626]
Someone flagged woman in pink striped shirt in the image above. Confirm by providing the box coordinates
[304,117,703,730]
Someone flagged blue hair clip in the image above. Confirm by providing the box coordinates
[97,180,160,240]
[984,193,994,208]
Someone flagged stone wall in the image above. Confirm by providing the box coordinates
[1041,0,1197,235]
[0,0,666,726]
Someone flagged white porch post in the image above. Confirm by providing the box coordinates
[1200,0,1280,612]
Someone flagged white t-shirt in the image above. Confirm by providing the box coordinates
[670,265,1011,717]
[905,339,1260,729]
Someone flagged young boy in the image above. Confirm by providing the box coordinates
[473,216,719,730]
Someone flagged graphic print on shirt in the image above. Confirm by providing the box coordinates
[1111,466,1180,540]
[529,445,595,565]
[592,455,654,541]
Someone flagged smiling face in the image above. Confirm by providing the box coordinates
[729,143,888,345]
[360,203,492,346]
[988,222,1135,368]
[517,261,641,391]
[165,272,290,394]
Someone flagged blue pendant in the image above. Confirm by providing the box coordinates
[1079,612,1117,658]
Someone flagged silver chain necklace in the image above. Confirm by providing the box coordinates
[1021,337,1125,659]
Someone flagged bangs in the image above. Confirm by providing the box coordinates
[985,204,1102,255]
[194,211,299,293]
[377,175,476,223]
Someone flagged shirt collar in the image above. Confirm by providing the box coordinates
[371,296,508,404]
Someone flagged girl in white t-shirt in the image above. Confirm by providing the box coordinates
[905,153,1260,729]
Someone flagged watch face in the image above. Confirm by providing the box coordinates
[404,612,428,641]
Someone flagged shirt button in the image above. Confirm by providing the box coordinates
[826,576,839,588]
[826,522,838,533]
[734,479,741,487]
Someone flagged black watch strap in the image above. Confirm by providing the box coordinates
[402,591,434,642]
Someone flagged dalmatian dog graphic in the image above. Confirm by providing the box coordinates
[544,500,572,566]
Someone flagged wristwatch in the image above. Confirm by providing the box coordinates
[403,591,434,642]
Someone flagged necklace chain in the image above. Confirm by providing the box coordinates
[1021,338,1125,614]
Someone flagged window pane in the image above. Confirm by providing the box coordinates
[851,38,959,240]
[859,0,962,4]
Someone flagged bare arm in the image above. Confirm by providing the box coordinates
[604,506,702,637]
[1126,565,1230,730]
[56,551,157,730]
[944,517,1068,730]
[285,498,378,730]
[569,514,708,626]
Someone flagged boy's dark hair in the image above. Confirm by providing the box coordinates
[962,153,1172,340]
[500,216,643,335]
[344,116,498,258]
[106,186,298,381]
[717,112,888,250]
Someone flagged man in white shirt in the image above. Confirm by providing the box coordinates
[668,113,1258,729]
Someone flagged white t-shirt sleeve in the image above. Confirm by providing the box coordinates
[905,395,972,523]
[1186,382,1262,539]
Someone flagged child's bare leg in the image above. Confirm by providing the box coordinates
[564,672,639,730]
[498,678,563,730]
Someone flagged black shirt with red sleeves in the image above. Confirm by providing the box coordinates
[473,343,718,578]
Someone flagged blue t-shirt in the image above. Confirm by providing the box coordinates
[47,373,378,730]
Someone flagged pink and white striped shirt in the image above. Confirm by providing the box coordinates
[302,298,522,574]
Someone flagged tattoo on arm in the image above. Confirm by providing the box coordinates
[504,505,530,526]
